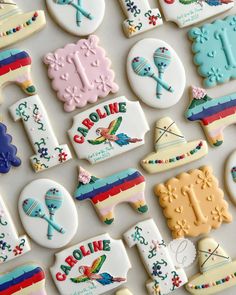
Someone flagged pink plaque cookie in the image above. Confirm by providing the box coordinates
[44,35,119,112]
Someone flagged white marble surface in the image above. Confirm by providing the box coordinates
[1,0,236,294]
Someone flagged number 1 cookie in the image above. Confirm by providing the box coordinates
[0,1,46,49]
[46,0,105,36]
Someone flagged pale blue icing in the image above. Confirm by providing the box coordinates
[189,15,236,87]
[0,264,37,284]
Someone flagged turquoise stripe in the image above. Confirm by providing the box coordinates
[0,265,37,285]
[0,49,21,61]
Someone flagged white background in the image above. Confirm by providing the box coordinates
[1,1,236,294]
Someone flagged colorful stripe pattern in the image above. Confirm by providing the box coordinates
[186,87,236,146]
[0,49,31,76]
[74,168,147,224]
[0,264,45,295]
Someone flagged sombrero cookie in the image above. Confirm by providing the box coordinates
[0,1,46,49]
[141,117,208,173]
[186,238,236,294]
[0,264,46,295]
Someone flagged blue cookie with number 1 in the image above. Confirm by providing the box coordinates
[189,15,236,88]
[0,123,21,174]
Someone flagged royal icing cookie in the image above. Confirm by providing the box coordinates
[68,96,149,163]
[123,219,188,295]
[18,179,78,249]
[225,150,236,205]
[0,194,30,264]
[141,117,208,173]
[160,0,233,28]
[116,288,133,295]
[74,167,148,225]
[154,166,232,238]
[0,1,46,49]
[44,35,119,112]
[186,86,236,147]
[9,95,72,172]
[0,264,46,295]
[0,49,36,101]
[186,237,236,294]
[189,15,236,87]
[127,38,185,109]
[118,0,163,38]
[46,0,105,36]
[0,122,21,174]
[50,233,131,295]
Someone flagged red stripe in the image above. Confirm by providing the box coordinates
[92,175,145,204]
[0,271,45,295]
[202,106,236,125]
[0,57,31,76]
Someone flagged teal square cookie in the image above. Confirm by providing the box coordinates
[189,15,236,87]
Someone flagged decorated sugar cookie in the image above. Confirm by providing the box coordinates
[116,288,133,295]
[186,86,236,147]
[186,237,236,294]
[74,167,148,224]
[127,38,185,109]
[0,122,21,174]
[160,0,233,28]
[18,179,78,249]
[141,117,208,173]
[189,15,236,87]
[9,95,72,172]
[68,96,149,163]
[155,166,232,238]
[0,194,30,264]
[225,150,236,205]
[0,1,46,49]
[0,49,36,101]
[50,233,131,295]
[118,0,163,38]
[0,264,46,294]
[44,35,119,112]
[123,219,188,295]
[46,0,105,36]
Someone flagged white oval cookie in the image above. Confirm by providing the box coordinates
[225,150,236,205]
[46,0,105,36]
[127,38,186,109]
[18,179,78,249]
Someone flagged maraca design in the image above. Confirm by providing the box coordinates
[22,198,65,238]
[55,0,93,26]
[132,47,174,99]
[45,188,63,240]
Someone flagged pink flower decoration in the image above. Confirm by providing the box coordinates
[78,167,91,184]
[192,86,207,100]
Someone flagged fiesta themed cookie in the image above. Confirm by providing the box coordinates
[186,86,236,147]
[44,35,119,112]
[0,264,46,295]
[116,288,133,295]
[0,49,36,101]
[68,96,149,164]
[0,1,46,49]
[189,15,236,87]
[141,117,208,173]
[18,179,78,249]
[50,233,131,295]
[46,0,105,36]
[0,194,30,264]
[9,95,72,172]
[74,167,148,225]
[159,0,233,28]
[127,38,186,109]
[118,0,163,38]
[154,166,232,238]
[123,219,188,295]
[186,237,236,294]
[0,122,21,174]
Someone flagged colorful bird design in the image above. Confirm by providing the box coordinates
[88,117,142,147]
[165,0,232,5]
[70,255,126,286]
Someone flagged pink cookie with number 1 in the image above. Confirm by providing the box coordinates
[44,35,119,112]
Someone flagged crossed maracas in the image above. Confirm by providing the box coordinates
[132,47,174,99]
[23,189,65,240]
[55,0,93,26]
